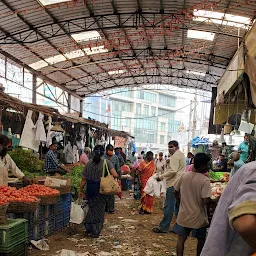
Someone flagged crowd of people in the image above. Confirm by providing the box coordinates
[77,138,256,256]
[1,126,255,255]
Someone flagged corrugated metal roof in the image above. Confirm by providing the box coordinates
[0,0,255,97]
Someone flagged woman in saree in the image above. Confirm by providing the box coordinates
[79,145,118,238]
[133,154,144,199]
[138,151,156,214]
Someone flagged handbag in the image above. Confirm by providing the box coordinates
[100,160,121,195]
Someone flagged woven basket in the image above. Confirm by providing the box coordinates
[0,204,8,216]
[37,194,60,205]
[0,215,8,225]
[49,185,71,195]
[7,200,40,213]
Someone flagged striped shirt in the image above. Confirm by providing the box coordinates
[44,150,60,171]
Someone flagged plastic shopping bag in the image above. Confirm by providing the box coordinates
[81,199,89,219]
[70,201,84,224]
[117,180,122,199]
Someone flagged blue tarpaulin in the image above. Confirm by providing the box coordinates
[191,136,210,148]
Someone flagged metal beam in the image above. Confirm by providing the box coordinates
[110,0,149,84]
[73,73,215,90]
[32,74,37,104]
[76,76,214,97]
[0,0,89,97]
[0,49,82,99]
[35,0,103,88]
[68,93,71,113]
[0,12,245,44]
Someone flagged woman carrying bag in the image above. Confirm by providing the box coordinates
[79,145,118,238]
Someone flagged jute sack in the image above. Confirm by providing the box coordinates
[100,160,121,195]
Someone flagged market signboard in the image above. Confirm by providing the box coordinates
[114,136,126,149]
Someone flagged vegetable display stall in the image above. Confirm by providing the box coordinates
[0,183,73,255]
[207,172,230,225]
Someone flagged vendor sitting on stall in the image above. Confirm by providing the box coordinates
[45,142,70,175]
[213,154,227,172]
[0,134,31,186]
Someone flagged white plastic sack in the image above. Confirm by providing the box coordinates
[31,239,49,251]
[70,202,84,224]
[59,250,77,256]
[81,199,89,219]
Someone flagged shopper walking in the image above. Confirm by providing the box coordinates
[103,144,120,213]
[155,152,165,174]
[238,134,249,163]
[79,145,118,238]
[172,153,214,256]
[137,151,156,214]
[152,140,186,233]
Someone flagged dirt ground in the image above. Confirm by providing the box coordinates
[28,192,197,256]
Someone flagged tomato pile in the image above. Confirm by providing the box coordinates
[0,185,39,203]
[0,195,9,206]
[20,184,59,197]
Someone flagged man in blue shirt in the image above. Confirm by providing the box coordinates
[238,134,249,163]
[45,143,70,175]
[216,154,228,172]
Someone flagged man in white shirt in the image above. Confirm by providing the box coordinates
[155,152,165,174]
[153,140,186,233]
[0,134,31,186]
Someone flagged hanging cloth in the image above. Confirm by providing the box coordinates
[63,142,74,164]
[73,144,79,163]
[35,112,47,143]
[46,116,55,148]
[19,110,40,152]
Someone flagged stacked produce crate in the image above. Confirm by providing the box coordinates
[55,193,72,231]
[8,193,72,241]
[0,219,28,256]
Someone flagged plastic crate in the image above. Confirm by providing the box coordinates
[0,242,28,256]
[62,193,72,209]
[54,193,72,214]
[45,205,55,219]
[54,198,62,214]
[11,213,35,227]
[0,219,28,252]
[33,222,45,241]
[35,205,46,222]
[44,217,55,236]
[28,227,34,241]
[63,209,70,227]
[55,214,64,231]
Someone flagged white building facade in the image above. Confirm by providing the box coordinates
[84,88,183,153]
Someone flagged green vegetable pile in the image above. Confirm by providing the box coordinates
[65,165,85,198]
[9,148,44,173]
[23,171,45,179]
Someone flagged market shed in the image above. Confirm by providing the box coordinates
[0,0,255,101]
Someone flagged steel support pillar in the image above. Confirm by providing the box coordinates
[80,100,83,117]
[32,74,37,104]
[68,93,71,113]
